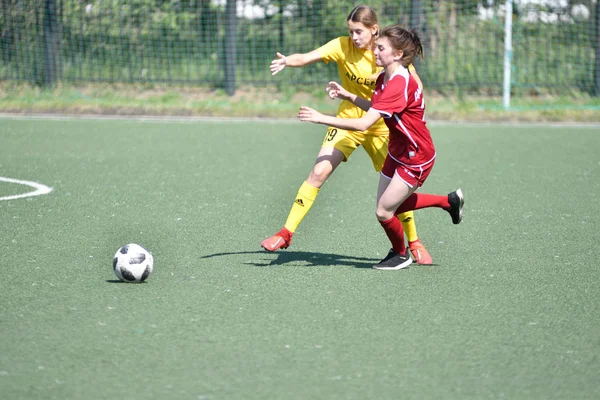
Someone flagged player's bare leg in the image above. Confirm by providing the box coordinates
[261,147,345,252]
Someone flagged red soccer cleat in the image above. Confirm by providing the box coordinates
[261,228,293,252]
[408,239,433,265]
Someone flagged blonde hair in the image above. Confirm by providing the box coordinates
[347,5,379,36]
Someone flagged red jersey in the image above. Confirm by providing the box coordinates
[370,65,436,167]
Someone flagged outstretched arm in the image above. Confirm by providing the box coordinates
[298,106,382,132]
[270,49,323,75]
[326,81,371,111]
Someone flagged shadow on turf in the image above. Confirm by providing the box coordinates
[200,250,383,269]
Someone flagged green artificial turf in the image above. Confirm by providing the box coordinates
[0,118,599,399]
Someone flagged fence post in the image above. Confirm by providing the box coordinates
[224,0,237,96]
[595,0,599,96]
[279,0,284,48]
[43,0,58,87]
[409,0,422,72]
[503,0,513,109]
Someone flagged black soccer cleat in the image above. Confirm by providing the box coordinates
[372,249,412,270]
[447,188,464,224]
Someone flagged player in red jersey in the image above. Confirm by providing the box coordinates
[298,25,464,270]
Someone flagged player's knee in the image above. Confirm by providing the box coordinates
[375,207,394,221]
[309,164,332,185]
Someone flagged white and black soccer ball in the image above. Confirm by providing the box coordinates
[113,243,154,283]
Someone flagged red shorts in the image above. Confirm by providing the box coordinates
[381,156,435,188]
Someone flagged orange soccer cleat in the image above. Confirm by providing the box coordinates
[408,239,433,265]
[261,228,293,252]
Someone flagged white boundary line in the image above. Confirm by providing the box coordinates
[0,112,598,128]
[0,113,297,124]
[0,176,53,201]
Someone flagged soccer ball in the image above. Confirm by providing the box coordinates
[113,243,154,283]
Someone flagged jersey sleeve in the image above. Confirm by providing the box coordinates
[316,37,345,64]
[370,75,409,118]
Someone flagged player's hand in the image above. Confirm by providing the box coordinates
[326,81,351,100]
[270,52,287,75]
[297,106,323,123]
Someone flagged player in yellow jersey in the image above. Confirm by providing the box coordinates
[261,5,432,264]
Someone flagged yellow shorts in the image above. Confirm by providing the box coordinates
[321,126,389,172]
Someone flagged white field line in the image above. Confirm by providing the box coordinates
[0,113,298,124]
[0,112,598,128]
[0,176,53,201]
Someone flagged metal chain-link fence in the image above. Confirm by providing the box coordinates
[1,0,598,97]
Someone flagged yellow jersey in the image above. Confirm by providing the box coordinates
[317,36,387,133]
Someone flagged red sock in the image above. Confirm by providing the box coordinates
[379,216,406,255]
[395,193,450,214]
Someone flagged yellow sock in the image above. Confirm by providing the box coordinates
[284,181,320,233]
[398,211,418,242]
